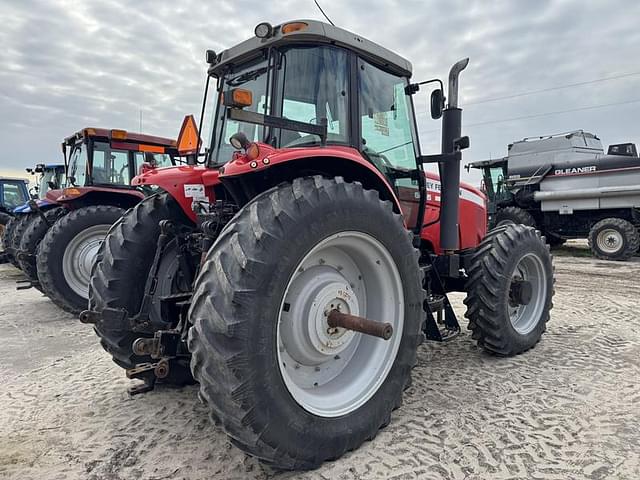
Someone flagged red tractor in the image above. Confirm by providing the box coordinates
[17,127,180,314]
[84,20,554,470]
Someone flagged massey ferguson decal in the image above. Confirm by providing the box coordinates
[426,179,484,207]
[554,165,597,175]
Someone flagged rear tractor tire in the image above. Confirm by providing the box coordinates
[464,224,554,356]
[17,207,67,283]
[5,214,32,268]
[493,206,536,229]
[588,217,639,261]
[188,177,425,470]
[37,205,124,314]
[0,212,12,264]
[89,193,195,385]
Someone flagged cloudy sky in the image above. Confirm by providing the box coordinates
[1,0,638,185]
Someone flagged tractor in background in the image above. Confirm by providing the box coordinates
[85,20,554,470]
[0,178,30,263]
[12,127,180,314]
[2,163,66,266]
[26,163,66,198]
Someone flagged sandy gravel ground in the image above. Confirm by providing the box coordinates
[1,242,639,480]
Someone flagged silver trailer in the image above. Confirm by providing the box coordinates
[469,131,640,260]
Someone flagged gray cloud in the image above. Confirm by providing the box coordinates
[1,0,638,185]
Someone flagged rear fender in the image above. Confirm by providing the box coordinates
[132,165,221,222]
[219,144,402,213]
[56,187,145,211]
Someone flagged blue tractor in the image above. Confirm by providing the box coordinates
[1,164,65,266]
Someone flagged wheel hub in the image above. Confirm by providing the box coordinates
[280,268,360,366]
[597,228,623,254]
[509,279,532,306]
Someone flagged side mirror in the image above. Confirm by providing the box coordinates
[430,89,444,119]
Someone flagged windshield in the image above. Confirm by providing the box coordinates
[67,143,88,186]
[209,57,271,165]
[207,45,353,165]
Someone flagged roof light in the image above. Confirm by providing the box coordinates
[254,22,273,39]
[281,22,308,34]
[110,129,127,140]
[205,49,217,64]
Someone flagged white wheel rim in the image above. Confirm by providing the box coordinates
[277,231,404,417]
[596,228,623,254]
[62,224,110,299]
[508,252,547,335]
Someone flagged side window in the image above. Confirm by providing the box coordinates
[277,46,349,147]
[358,59,416,171]
[92,143,131,184]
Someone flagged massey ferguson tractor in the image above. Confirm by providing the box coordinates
[12,127,179,313]
[84,20,554,470]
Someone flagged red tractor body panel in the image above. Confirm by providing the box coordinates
[134,149,487,250]
[422,172,487,253]
[133,166,220,222]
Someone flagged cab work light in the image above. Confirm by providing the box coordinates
[223,88,253,108]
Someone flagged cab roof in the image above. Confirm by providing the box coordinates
[63,128,177,148]
[209,19,412,78]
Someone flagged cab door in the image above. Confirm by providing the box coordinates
[357,58,423,230]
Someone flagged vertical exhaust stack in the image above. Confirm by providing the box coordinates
[440,58,469,253]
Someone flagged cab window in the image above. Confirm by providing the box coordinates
[92,142,131,185]
[276,46,349,147]
[358,59,416,172]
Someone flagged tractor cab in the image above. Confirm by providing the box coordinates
[467,157,511,218]
[63,128,179,189]
[203,20,460,234]
[26,164,66,199]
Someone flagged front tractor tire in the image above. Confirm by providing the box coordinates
[188,177,425,470]
[89,193,195,385]
[464,224,554,356]
[37,205,125,314]
[588,217,640,261]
